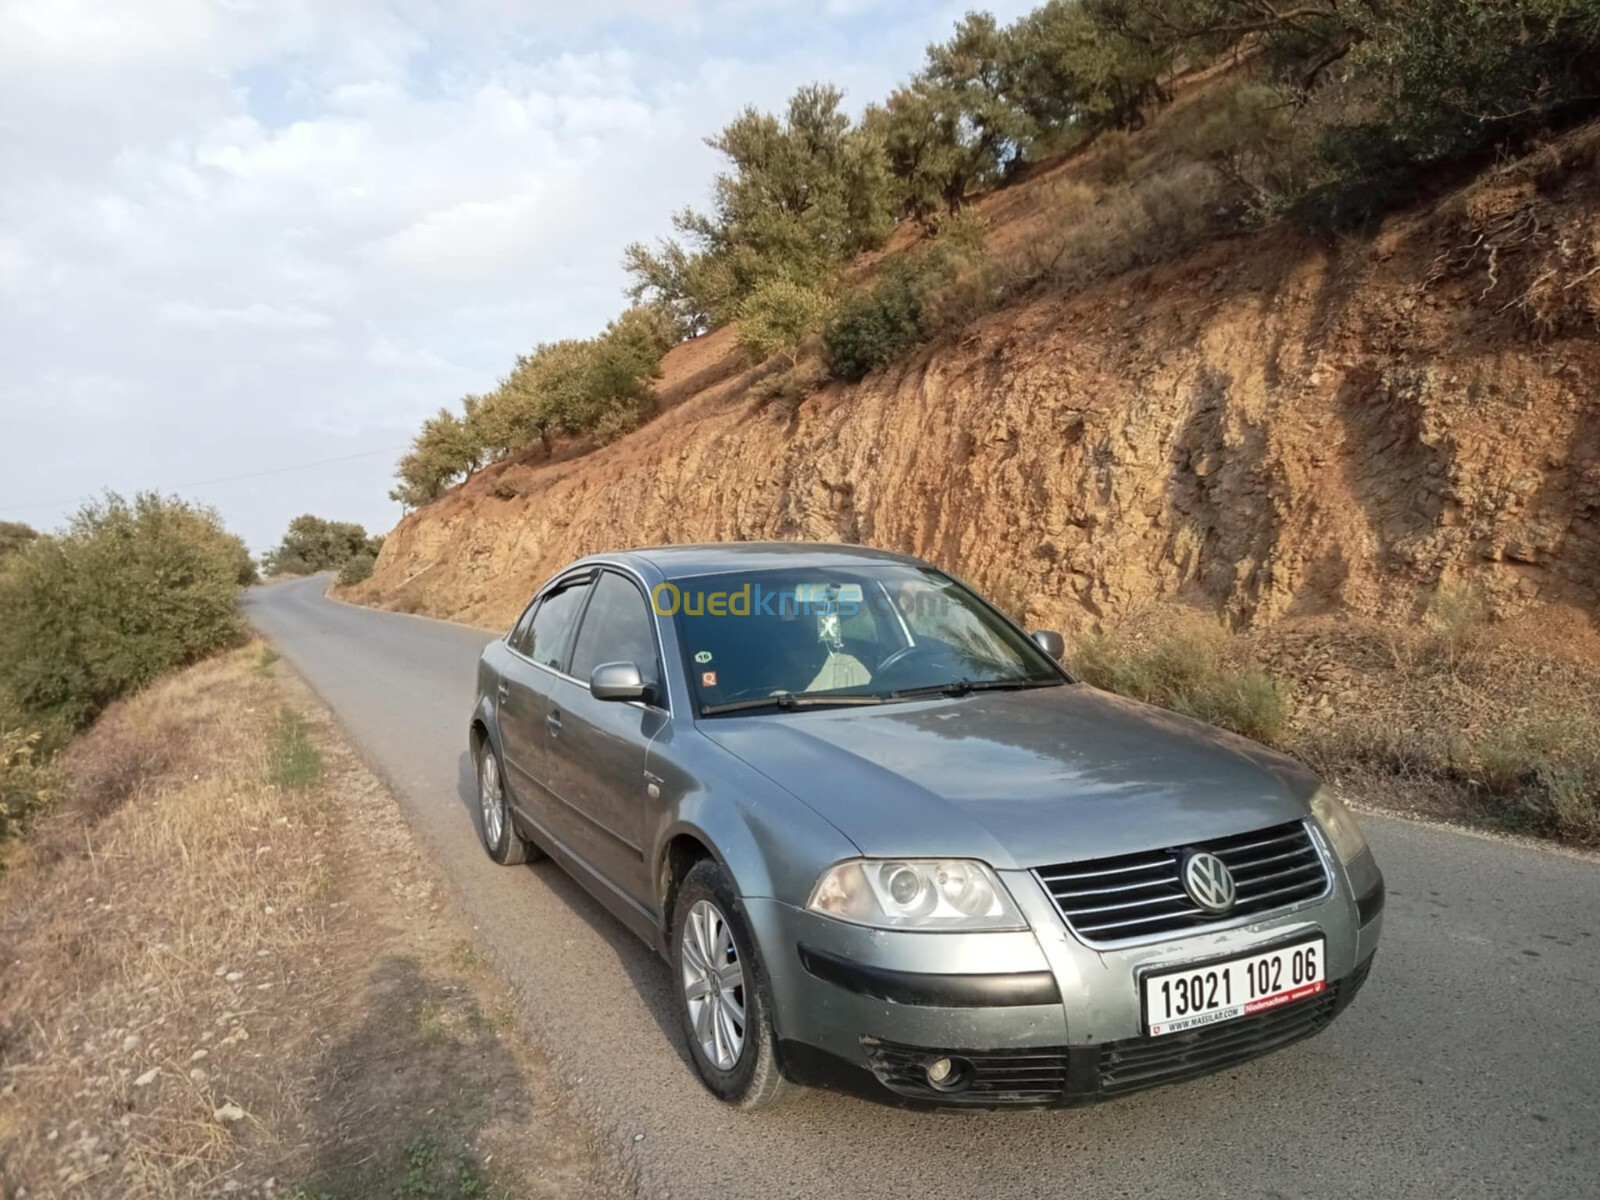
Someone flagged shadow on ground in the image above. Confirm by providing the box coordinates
[454,749,692,1069]
[298,955,532,1198]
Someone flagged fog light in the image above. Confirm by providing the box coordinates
[923,1055,972,1092]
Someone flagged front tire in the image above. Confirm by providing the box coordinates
[476,738,539,865]
[671,860,791,1109]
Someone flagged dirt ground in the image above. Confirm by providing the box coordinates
[0,645,619,1199]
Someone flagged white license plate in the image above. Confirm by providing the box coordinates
[1142,937,1325,1037]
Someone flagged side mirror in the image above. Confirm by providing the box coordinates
[1031,630,1065,662]
[590,661,651,703]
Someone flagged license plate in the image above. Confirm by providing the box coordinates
[1142,937,1325,1037]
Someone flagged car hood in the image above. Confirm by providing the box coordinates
[699,685,1319,869]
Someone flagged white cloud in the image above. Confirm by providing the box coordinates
[0,0,1039,548]
[158,300,334,330]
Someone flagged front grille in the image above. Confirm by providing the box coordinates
[860,961,1373,1108]
[1034,820,1330,944]
[1097,987,1337,1096]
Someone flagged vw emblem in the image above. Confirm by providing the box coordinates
[1182,851,1237,913]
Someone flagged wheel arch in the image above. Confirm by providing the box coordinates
[656,826,723,941]
[469,694,503,763]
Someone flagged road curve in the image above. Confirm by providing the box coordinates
[245,575,1600,1200]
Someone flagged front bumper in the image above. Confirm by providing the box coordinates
[747,847,1384,1108]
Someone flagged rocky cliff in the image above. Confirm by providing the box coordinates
[350,133,1600,636]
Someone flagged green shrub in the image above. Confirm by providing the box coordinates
[1173,666,1289,746]
[1073,624,1290,745]
[625,83,893,332]
[265,515,380,577]
[0,727,52,850]
[820,227,983,382]
[821,273,928,383]
[736,278,832,368]
[1419,585,1488,670]
[336,551,377,587]
[0,493,248,731]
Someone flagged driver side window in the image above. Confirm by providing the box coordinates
[568,571,661,693]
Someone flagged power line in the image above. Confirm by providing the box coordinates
[0,445,409,514]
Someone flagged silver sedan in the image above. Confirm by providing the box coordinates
[469,543,1383,1108]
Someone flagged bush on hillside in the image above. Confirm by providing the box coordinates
[336,550,378,586]
[625,84,894,332]
[0,728,51,850]
[390,408,485,509]
[1473,717,1599,842]
[821,270,931,384]
[821,216,990,381]
[736,278,833,368]
[394,307,673,508]
[0,493,248,731]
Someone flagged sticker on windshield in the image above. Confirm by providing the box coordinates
[701,671,718,687]
[694,650,713,664]
[794,583,864,604]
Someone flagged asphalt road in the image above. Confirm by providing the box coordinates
[245,574,1600,1200]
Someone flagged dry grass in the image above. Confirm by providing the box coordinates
[1071,616,1290,747]
[0,644,607,1198]
[1281,598,1600,845]
[1076,597,1600,846]
[0,648,336,1195]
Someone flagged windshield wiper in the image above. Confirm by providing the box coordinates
[700,692,889,716]
[890,677,1061,700]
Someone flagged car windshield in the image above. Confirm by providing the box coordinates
[661,564,1064,714]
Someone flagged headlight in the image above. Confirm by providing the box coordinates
[805,859,1025,931]
[1310,788,1369,864]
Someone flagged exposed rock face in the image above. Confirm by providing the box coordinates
[352,162,1600,635]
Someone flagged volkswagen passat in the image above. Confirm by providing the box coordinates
[470,544,1383,1109]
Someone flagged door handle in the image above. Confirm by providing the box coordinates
[496,681,510,700]
[546,710,562,736]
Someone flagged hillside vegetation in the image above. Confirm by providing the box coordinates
[0,494,254,861]
[387,0,1600,504]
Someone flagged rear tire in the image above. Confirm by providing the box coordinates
[475,737,539,865]
[671,860,792,1109]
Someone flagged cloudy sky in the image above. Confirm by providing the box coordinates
[0,0,1038,553]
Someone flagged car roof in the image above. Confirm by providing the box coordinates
[585,541,928,581]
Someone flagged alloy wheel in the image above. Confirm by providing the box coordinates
[680,898,746,1070]
[479,747,505,848]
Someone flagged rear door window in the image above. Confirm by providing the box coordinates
[524,577,592,672]
[569,571,660,691]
